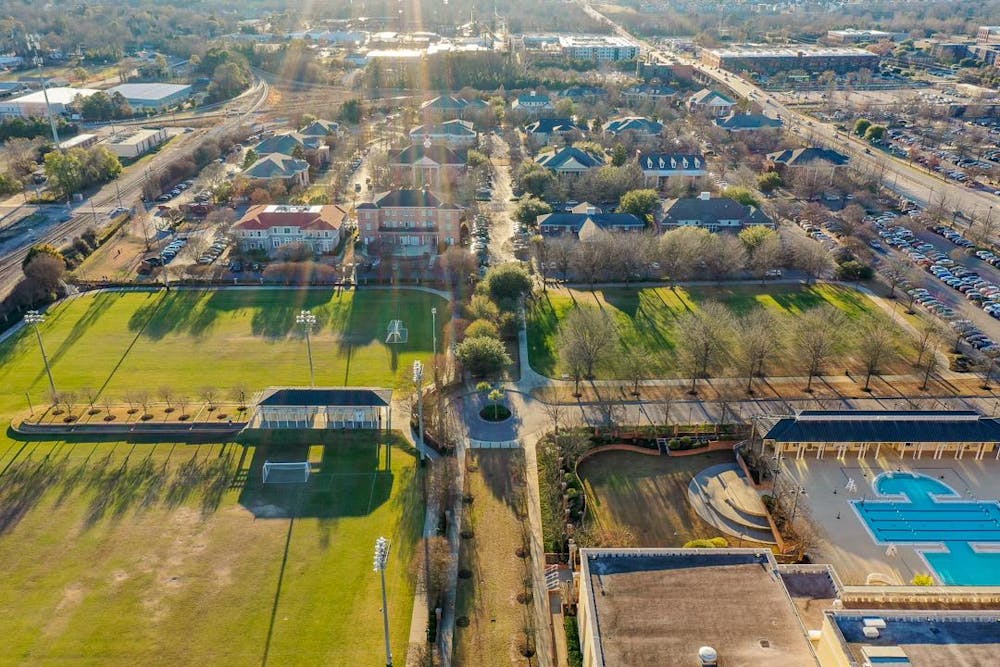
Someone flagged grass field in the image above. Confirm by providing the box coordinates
[1,288,448,408]
[454,451,534,667]
[578,450,736,547]
[527,283,916,379]
[0,430,422,665]
[0,287,443,664]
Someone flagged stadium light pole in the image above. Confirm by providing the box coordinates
[24,311,56,398]
[431,306,438,383]
[296,310,317,386]
[413,360,425,462]
[373,537,393,667]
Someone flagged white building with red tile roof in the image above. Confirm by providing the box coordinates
[232,204,349,255]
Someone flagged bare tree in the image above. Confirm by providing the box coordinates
[58,391,77,417]
[857,315,896,392]
[882,256,910,299]
[736,308,783,394]
[176,395,190,419]
[913,320,946,369]
[81,386,100,415]
[658,226,710,285]
[920,344,940,391]
[159,386,175,412]
[136,389,152,417]
[556,431,593,468]
[556,306,619,392]
[702,233,747,282]
[792,306,845,392]
[619,348,648,396]
[545,236,576,280]
[200,387,218,411]
[789,236,833,284]
[675,301,735,394]
[542,403,566,435]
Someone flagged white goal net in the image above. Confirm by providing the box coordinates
[386,319,408,344]
[263,460,311,484]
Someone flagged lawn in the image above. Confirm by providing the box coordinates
[454,451,534,667]
[577,449,735,547]
[0,430,422,665]
[1,287,448,410]
[527,283,915,379]
[0,287,441,664]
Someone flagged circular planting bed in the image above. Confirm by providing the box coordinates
[103,415,117,422]
[479,405,511,422]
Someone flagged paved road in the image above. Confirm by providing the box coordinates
[582,2,999,219]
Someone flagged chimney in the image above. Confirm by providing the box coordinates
[699,192,711,201]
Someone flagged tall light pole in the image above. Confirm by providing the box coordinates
[24,311,56,398]
[413,360,425,462]
[373,537,393,667]
[296,310,317,386]
[431,306,438,382]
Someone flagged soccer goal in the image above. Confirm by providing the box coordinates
[262,460,311,484]
[386,319,408,344]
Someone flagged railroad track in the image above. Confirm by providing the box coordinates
[0,79,270,298]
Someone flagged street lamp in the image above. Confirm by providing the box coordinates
[431,306,438,382]
[296,310,317,386]
[373,536,393,667]
[789,487,807,526]
[413,360,425,461]
[24,311,56,398]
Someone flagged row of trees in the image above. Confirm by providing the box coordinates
[534,225,832,286]
[455,264,534,378]
[555,300,915,396]
[44,145,122,198]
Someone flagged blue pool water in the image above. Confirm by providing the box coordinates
[853,472,1000,586]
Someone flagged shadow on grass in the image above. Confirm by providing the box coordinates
[236,429,408,519]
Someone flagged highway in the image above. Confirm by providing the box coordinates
[583,2,1000,218]
[0,78,270,298]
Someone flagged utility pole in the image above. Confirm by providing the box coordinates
[24,311,56,398]
[296,310,317,386]
[373,537,393,667]
[431,306,438,383]
[40,78,61,147]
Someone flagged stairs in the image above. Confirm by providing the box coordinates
[688,463,776,544]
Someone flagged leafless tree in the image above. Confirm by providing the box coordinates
[200,387,218,410]
[542,403,566,435]
[789,236,833,284]
[545,236,576,280]
[556,430,593,467]
[658,226,710,285]
[736,308,783,394]
[920,344,940,391]
[176,395,191,419]
[882,256,910,299]
[556,306,619,392]
[857,315,896,392]
[791,306,846,392]
[914,320,947,369]
[702,234,747,282]
[619,348,649,396]
[159,386,175,412]
[675,301,735,394]
[81,386,100,415]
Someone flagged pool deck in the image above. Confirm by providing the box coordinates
[781,454,1000,586]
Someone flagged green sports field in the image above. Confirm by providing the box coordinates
[0,287,447,407]
[0,287,441,664]
[527,283,915,379]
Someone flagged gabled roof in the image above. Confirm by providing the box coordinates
[254,133,309,156]
[715,112,783,131]
[558,86,607,99]
[536,146,605,171]
[513,94,553,108]
[538,212,645,234]
[764,411,1000,444]
[688,88,735,106]
[362,188,461,210]
[524,118,585,135]
[661,195,772,226]
[409,119,476,137]
[243,154,310,179]
[638,153,706,173]
[388,144,468,166]
[234,204,348,231]
[299,119,339,136]
[624,84,676,97]
[767,147,849,167]
[258,387,393,408]
[603,116,664,135]
[420,95,488,111]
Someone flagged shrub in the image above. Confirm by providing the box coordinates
[683,537,728,548]
[565,616,583,667]
[911,573,935,586]
[456,336,512,377]
[464,318,500,340]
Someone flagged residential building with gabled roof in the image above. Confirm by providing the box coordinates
[603,116,663,137]
[232,204,349,255]
[535,146,605,175]
[686,88,737,117]
[767,147,849,169]
[637,152,707,187]
[253,132,330,164]
[419,95,488,118]
[356,188,463,256]
[299,119,341,137]
[715,111,783,132]
[537,209,646,238]
[387,144,468,187]
[659,192,772,232]
[623,83,677,104]
[243,155,311,189]
[511,92,554,113]
[524,118,586,145]
[408,119,478,148]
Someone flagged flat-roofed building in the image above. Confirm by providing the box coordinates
[557,35,639,62]
[762,410,1000,460]
[702,45,880,75]
[107,127,168,159]
[58,133,99,151]
[576,549,818,667]
[827,29,903,44]
[108,83,193,111]
[0,86,99,118]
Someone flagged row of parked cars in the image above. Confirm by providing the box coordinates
[197,238,229,265]
[155,180,195,203]
[470,214,491,269]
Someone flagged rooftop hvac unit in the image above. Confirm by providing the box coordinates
[698,646,718,666]
[863,626,880,639]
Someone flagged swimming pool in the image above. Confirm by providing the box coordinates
[852,472,1000,586]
